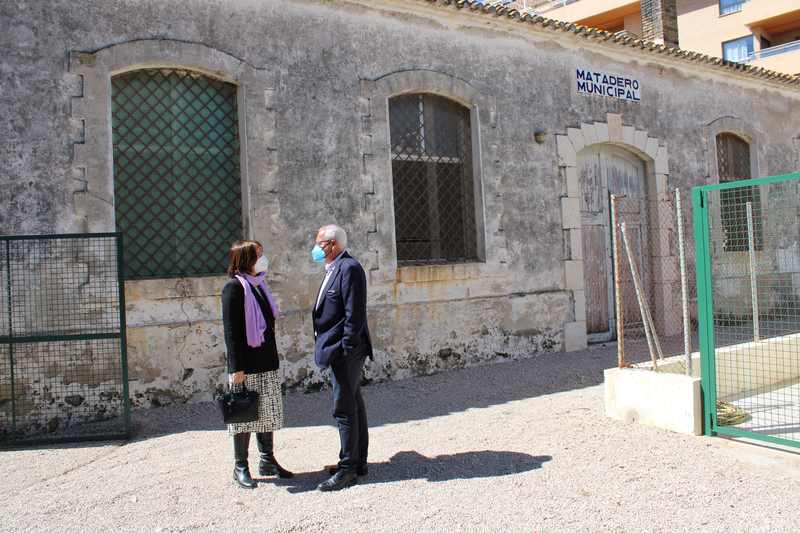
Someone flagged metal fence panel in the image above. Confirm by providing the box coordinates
[0,233,130,445]
[610,192,698,368]
[695,172,800,448]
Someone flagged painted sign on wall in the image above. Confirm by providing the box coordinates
[576,69,641,102]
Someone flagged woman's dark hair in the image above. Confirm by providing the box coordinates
[227,240,262,277]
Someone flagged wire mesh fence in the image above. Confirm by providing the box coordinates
[0,233,130,445]
[609,190,698,371]
[695,172,800,447]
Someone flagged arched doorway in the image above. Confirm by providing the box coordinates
[579,144,648,342]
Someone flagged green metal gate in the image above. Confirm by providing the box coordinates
[0,233,130,445]
[694,171,800,447]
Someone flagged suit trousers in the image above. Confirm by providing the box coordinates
[330,353,369,472]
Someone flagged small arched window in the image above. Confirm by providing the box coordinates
[716,132,761,252]
[388,94,478,264]
[111,68,243,278]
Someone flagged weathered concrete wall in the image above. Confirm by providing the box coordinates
[2,0,800,409]
[122,273,567,407]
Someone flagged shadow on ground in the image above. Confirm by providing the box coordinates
[265,450,552,493]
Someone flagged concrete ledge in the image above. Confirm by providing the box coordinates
[605,333,800,436]
[604,355,702,435]
[716,332,800,400]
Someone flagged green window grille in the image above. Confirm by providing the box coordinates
[389,94,478,264]
[111,69,243,279]
[716,133,762,252]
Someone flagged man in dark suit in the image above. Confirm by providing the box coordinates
[311,224,373,492]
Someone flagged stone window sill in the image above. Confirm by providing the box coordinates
[396,262,485,283]
[125,274,227,300]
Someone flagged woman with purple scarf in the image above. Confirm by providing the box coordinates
[222,240,293,489]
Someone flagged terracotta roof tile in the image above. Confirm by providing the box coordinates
[423,0,800,87]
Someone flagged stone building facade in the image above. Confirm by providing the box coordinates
[2,0,800,408]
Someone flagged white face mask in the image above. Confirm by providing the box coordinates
[254,254,269,274]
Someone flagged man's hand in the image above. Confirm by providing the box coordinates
[230,371,245,385]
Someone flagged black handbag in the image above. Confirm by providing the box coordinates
[215,383,260,424]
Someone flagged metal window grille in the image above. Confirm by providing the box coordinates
[111,69,243,279]
[1,233,130,445]
[717,133,762,252]
[389,94,478,264]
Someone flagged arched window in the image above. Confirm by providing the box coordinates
[716,132,761,252]
[111,69,243,278]
[389,94,478,264]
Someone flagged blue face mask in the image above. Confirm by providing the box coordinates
[311,244,326,264]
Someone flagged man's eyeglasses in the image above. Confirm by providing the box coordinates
[316,239,333,248]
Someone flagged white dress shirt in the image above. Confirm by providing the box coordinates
[315,250,345,310]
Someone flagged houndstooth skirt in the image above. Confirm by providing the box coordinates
[227,370,284,435]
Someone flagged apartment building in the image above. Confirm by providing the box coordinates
[517,0,800,75]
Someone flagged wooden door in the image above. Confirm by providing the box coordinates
[580,145,647,340]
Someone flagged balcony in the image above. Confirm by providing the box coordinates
[741,2,800,28]
[529,0,640,33]
[478,1,626,20]
[745,39,800,76]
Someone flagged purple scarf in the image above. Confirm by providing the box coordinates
[234,272,281,348]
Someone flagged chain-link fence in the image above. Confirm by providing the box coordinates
[0,233,130,445]
[610,190,698,371]
[695,172,800,448]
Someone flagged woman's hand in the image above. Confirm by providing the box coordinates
[231,371,245,385]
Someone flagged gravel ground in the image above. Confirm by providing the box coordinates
[2,343,800,532]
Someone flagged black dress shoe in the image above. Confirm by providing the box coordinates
[325,464,368,477]
[233,464,257,489]
[317,470,358,492]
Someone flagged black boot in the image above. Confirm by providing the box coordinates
[233,432,257,489]
[256,432,294,478]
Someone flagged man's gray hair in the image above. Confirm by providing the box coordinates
[320,224,348,248]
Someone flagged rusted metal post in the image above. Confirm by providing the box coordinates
[642,282,666,362]
[621,222,661,369]
[610,195,626,368]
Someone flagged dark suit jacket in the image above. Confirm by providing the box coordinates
[312,251,373,368]
[221,277,279,374]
